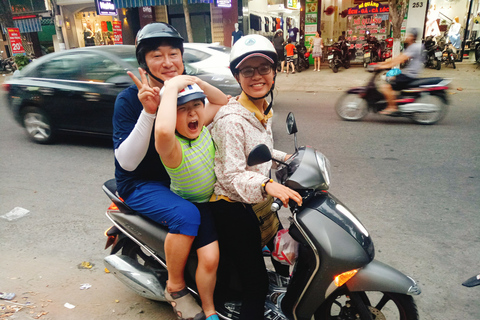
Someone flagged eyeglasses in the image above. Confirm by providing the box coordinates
[238,64,272,78]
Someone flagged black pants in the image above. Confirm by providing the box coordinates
[211,200,287,320]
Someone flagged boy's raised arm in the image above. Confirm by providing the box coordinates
[194,78,228,125]
[155,76,196,168]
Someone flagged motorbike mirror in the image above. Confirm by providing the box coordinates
[286,112,298,135]
[247,144,272,166]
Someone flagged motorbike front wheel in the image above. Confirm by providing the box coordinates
[335,93,368,121]
[315,289,418,320]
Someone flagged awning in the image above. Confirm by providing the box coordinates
[112,0,212,8]
[14,18,42,33]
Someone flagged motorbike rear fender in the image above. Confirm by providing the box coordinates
[346,260,421,295]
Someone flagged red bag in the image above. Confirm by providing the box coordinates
[272,229,299,266]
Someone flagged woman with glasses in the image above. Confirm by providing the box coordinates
[209,35,302,320]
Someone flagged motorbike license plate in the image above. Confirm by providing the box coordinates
[435,51,442,58]
[364,52,370,58]
[328,55,333,60]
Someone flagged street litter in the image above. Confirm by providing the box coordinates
[64,302,75,309]
[79,283,91,290]
[1,207,30,221]
[78,261,93,269]
[0,292,15,300]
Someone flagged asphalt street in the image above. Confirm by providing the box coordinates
[0,60,479,320]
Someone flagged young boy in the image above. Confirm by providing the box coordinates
[285,38,296,74]
[155,76,221,320]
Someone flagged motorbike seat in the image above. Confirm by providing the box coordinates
[407,77,443,87]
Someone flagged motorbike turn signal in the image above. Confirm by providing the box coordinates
[334,269,358,287]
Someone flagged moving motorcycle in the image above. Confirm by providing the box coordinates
[328,39,354,73]
[102,112,421,320]
[423,36,442,70]
[335,66,450,125]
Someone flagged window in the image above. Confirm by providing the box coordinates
[183,48,211,63]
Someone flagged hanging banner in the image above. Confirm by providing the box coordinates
[8,28,25,55]
[113,21,123,44]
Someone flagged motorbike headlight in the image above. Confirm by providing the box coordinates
[315,150,331,188]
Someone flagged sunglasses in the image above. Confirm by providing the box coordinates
[238,64,273,78]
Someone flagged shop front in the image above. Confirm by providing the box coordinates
[425,0,480,60]
[243,0,301,43]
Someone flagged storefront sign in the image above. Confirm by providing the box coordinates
[287,0,299,10]
[96,0,117,16]
[7,28,25,55]
[347,1,389,15]
[216,0,231,8]
[113,21,123,44]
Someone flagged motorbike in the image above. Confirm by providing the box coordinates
[0,52,16,73]
[363,36,382,67]
[474,36,480,64]
[102,112,421,320]
[335,65,450,125]
[436,34,457,69]
[328,39,355,73]
[462,273,480,287]
[294,43,310,73]
[423,36,442,70]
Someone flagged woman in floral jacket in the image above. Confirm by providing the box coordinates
[209,35,302,320]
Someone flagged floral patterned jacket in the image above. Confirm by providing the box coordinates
[209,96,287,204]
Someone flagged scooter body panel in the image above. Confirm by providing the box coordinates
[282,193,374,319]
[346,259,421,295]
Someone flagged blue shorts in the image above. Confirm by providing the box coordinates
[124,181,217,249]
[125,181,200,236]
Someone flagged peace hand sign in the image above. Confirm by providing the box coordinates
[127,68,161,115]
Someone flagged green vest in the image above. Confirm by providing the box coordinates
[164,126,216,203]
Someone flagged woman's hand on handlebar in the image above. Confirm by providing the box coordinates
[265,181,302,208]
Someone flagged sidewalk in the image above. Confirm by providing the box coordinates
[274,60,480,93]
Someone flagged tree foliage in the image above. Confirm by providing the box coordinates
[389,0,408,39]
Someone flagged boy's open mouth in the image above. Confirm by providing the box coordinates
[188,120,198,130]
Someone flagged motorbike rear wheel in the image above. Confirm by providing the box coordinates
[436,59,441,70]
[335,93,368,121]
[315,289,418,320]
[411,94,448,125]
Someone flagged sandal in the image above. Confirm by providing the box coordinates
[165,287,205,320]
[379,109,399,115]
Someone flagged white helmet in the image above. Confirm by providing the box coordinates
[229,34,278,75]
[160,83,206,105]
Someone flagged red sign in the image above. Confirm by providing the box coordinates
[8,28,25,55]
[113,21,123,45]
[347,1,389,15]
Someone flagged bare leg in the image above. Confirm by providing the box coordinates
[286,60,290,73]
[196,241,219,317]
[281,61,285,72]
[380,83,398,114]
[165,233,195,292]
[291,62,295,73]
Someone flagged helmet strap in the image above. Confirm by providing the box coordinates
[236,72,276,115]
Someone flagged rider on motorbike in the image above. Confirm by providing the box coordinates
[376,28,424,115]
[114,22,227,320]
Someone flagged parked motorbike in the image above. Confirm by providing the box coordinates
[0,52,16,73]
[102,112,421,320]
[474,36,480,64]
[328,39,354,73]
[423,36,442,70]
[363,35,382,67]
[294,43,310,72]
[335,65,450,125]
[442,44,457,69]
[462,273,480,287]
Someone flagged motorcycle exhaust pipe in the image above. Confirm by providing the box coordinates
[104,255,168,302]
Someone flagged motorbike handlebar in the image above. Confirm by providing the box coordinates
[271,198,283,212]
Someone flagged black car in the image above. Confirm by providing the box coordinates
[3,45,240,144]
